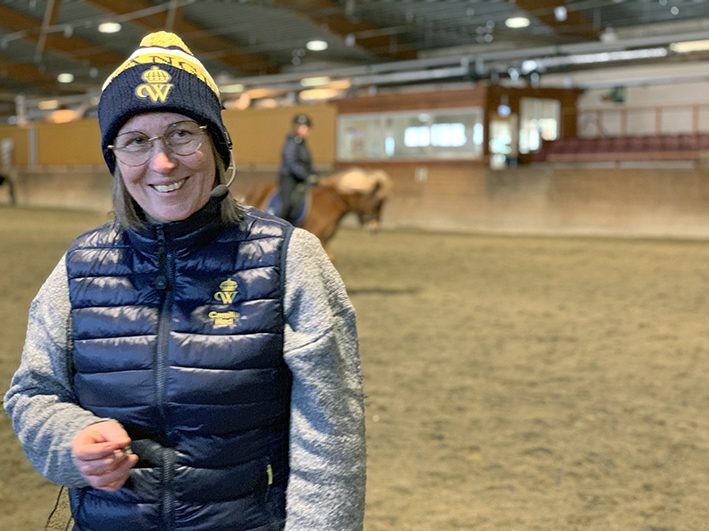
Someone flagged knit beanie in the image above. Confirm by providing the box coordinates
[98,31,232,174]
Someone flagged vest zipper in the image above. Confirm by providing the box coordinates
[155,225,176,528]
[154,225,170,426]
[162,447,176,530]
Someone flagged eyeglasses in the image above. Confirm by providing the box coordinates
[108,121,208,167]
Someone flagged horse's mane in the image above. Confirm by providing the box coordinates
[326,167,393,200]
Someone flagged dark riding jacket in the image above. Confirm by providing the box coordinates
[278,133,317,223]
[65,202,293,530]
[278,133,315,185]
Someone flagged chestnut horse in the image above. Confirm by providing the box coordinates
[242,167,392,258]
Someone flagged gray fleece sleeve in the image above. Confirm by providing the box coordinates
[283,229,366,531]
[3,256,101,487]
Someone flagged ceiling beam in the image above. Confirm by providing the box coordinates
[272,0,417,60]
[165,0,181,33]
[0,4,110,95]
[0,4,126,70]
[513,0,599,41]
[34,0,62,63]
[85,0,279,74]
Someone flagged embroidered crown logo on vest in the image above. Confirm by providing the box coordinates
[214,278,238,303]
[210,277,240,326]
[135,66,173,102]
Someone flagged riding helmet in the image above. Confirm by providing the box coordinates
[293,113,313,127]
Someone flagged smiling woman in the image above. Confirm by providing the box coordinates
[3,31,366,531]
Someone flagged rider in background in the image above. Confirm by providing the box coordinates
[278,113,319,224]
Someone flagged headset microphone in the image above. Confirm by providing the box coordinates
[209,156,237,200]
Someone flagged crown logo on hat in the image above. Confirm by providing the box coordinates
[142,66,172,84]
[135,66,173,103]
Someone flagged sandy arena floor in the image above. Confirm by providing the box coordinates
[1,206,708,530]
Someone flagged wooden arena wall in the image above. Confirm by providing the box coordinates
[364,163,709,238]
[230,162,709,239]
[5,156,709,239]
[4,94,709,239]
[0,101,337,169]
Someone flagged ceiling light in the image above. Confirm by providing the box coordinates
[301,76,330,87]
[246,87,283,99]
[554,6,567,22]
[670,39,709,53]
[326,79,351,91]
[306,40,328,51]
[38,99,59,110]
[57,73,74,83]
[299,88,342,101]
[600,27,617,43]
[220,83,245,93]
[98,22,122,34]
[505,17,530,29]
[48,109,81,124]
[521,59,539,73]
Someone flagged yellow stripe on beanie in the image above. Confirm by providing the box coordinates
[139,31,194,52]
[102,31,220,97]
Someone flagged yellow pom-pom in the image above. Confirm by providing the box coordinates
[139,31,192,55]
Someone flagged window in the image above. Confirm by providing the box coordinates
[338,108,484,161]
[518,98,560,154]
[431,123,467,147]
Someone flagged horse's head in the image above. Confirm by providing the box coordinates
[333,168,392,232]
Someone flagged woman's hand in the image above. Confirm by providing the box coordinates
[72,420,138,491]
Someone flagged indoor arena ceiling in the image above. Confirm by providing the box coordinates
[4,0,709,121]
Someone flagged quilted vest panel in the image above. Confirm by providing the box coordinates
[66,205,292,530]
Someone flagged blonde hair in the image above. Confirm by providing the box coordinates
[111,141,243,230]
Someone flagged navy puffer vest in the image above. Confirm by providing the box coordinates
[65,202,293,530]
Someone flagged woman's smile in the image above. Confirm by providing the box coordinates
[150,177,188,193]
